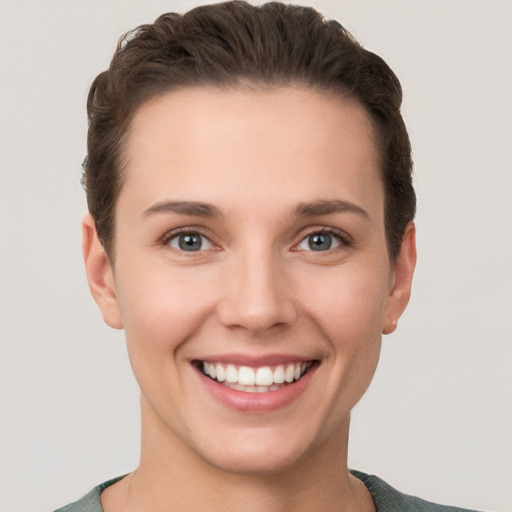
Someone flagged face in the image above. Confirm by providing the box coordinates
[83,87,415,476]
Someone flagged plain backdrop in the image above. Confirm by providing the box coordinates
[1,1,511,511]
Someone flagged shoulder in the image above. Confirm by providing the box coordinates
[52,476,125,512]
[350,470,481,512]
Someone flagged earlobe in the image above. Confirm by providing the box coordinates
[382,222,417,335]
[82,214,123,329]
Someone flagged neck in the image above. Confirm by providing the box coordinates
[102,396,374,512]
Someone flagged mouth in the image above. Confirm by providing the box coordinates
[193,360,317,393]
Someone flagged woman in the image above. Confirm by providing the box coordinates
[55,2,477,511]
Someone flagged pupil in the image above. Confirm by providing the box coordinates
[179,234,202,251]
[309,234,331,251]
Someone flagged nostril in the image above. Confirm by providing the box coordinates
[217,293,297,333]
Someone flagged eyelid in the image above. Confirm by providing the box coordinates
[159,225,351,252]
[160,226,219,250]
[292,226,352,251]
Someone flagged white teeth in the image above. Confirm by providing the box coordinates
[284,364,295,383]
[216,364,226,382]
[255,367,274,386]
[236,383,258,392]
[273,365,285,383]
[238,366,256,386]
[226,364,238,383]
[200,361,311,391]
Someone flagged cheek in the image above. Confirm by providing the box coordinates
[299,265,386,397]
[292,267,385,435]
[115,267,222,403]
[300,265,389,342]
[116,262,220,354]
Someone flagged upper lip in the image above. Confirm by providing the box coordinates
[191,353,318,367]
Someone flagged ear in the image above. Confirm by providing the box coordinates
[382,222,417,335]
[82,213,123,329]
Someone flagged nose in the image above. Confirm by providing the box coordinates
[217,248,297,334]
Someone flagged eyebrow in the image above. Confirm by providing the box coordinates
[294,199,370,220]
[142,200,222,218]
[142,199,369,221]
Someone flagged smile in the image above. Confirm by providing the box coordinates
[198,361,315,393]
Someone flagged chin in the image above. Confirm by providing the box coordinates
[193,424,330,477]
[206,446,307,477]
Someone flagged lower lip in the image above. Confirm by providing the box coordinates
[196,365,317,412]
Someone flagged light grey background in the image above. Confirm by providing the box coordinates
[1,1,511,511]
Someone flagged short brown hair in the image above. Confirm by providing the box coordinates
[84,1,415,260]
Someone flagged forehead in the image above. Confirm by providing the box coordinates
[121,86,382,218]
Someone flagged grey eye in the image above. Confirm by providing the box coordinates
[307,233,332,251]
[297,232,342,252]
[168,233,212,251]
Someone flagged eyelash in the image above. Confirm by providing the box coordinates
[160,226,351,253]
[161,227,216,251]
[293,227,352,252]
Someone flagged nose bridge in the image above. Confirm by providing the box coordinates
[218,241,295,333]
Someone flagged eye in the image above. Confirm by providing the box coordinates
[167,232,213,252]
[296,231,344,252]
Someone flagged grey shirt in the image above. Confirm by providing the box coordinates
[53,470,480,512]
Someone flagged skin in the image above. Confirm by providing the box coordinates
[83,87,416,512]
